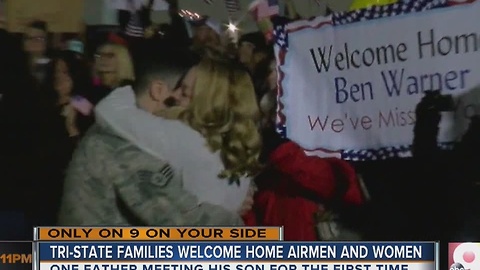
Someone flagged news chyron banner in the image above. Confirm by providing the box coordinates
[0,241,32,270]
[448,242,480,270]
[35,227,281,241]
[33,227,439,270]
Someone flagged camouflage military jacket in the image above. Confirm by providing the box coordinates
[57,124,244,226]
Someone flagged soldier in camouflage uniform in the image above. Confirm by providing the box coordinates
[57,62,244,226]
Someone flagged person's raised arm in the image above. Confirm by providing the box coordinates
[165,0,191,48]
[114,146,244,226]
[95,86,188,161]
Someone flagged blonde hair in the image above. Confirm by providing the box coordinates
[96,43,135,85]
[166,58,263,181]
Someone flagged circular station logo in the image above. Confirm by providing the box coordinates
[450,243,480,270]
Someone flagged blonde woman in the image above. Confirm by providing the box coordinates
[167,59,262,182]
[90,41,135,104]
[95,58,261,220]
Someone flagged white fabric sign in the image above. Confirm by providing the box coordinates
[279,3,480,158]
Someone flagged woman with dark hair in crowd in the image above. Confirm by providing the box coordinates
[42,50,94,136]
[31,50,94,225]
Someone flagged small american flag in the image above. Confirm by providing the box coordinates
[273,22,287,49]
[124,0,144,37]
[125,12,144,37]
[249,0,279,21]
[225,0,240,15]
[71,96,93,116]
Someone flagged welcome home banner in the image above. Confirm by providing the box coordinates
[275,1,480,160]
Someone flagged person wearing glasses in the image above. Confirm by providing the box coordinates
[23,20,50,86]
[90,38,135,105]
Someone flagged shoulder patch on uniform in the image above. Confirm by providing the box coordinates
[136,164,174,188]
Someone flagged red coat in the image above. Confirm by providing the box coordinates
[243,142,364,240]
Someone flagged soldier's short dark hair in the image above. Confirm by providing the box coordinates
[133,60,190,96]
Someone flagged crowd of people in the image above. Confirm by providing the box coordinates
[0,0,478,244]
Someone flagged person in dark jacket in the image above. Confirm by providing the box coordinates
[0,28,43,238]
[0,28,40,207]
[0,29,34,240]
[412,91,479,241]
[30,50,94,225]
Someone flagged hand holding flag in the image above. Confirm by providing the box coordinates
[249,0,280,42]
[249,0,279,20]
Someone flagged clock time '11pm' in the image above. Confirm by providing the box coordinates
[0,253,32,264]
